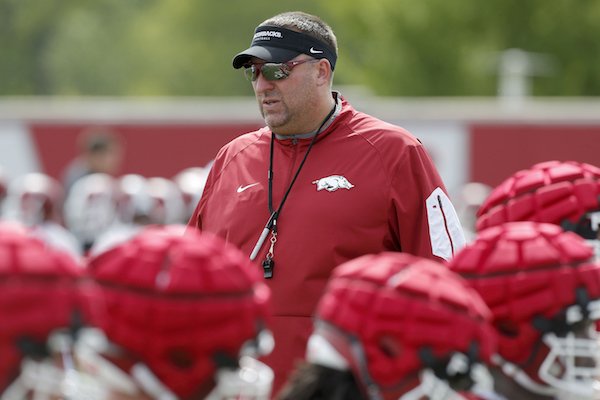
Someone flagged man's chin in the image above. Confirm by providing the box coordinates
[264,116,288,131]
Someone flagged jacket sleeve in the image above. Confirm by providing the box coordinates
[389,143,466,262]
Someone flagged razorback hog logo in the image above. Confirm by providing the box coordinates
[312,175,354,192]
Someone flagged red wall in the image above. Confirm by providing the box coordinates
[470,124,600,187]
[28,121,600,188]
[29,122,262,180]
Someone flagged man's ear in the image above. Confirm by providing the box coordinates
[315,59,333,86]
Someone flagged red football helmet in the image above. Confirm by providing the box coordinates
[476,161,600,259]
[0,221,86,397]
[83,225,273,399]
[310,252,496,400]
[448,221,600,399]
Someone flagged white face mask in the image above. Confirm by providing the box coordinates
[74,328,274,400]
[400,369,467,400]
[538,300,600,400]
[1,331,109,400]
[540,331,600,400]
[205,356,274,400]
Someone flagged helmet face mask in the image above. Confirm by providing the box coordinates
[7,331,108,400]
[83,226,273,399]
[0,222,88,399]
[537,298,600,399]
[400,368,470,400]
[449,221,600,399]
[311,253,496,400]
[205,356,274,400]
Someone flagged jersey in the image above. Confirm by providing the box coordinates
[188,93,465,391]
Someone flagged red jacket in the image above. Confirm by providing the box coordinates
[188,95,465,392]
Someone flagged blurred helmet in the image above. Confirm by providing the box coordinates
[476,160,600,259]
[310,252,496,400]
[146,177,186,225]
[63,173,117,250]
[114,174,154,225]
[0,166,8,207]
[172,167,209,222]
[2,172,64,226]
[456,182,492,243]
[83,225,273,399]
[0,221,88,397]
[448,221,600,399]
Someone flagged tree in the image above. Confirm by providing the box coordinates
[1,0,599,96]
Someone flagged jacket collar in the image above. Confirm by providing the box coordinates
[273,91,347,142]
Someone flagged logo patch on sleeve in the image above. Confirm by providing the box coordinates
[426,187,466,260]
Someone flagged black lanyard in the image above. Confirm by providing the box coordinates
[249,104,337,277]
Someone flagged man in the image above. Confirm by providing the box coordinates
[79,225,274,399]
[278,252,497,400]
[61,126,124,194]
[476,160,600,259]
[448,221,600,399]
[188,11,465,389]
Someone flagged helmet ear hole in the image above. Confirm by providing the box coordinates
[212,351,239,370]
[378,335,401,359]
[16,337,50,359]
[168,348,195,370]
[495,319,520,338]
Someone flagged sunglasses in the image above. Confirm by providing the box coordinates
[243,59,318,82]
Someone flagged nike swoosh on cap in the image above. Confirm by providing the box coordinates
[309,47,324,54]
[237,183,260,193]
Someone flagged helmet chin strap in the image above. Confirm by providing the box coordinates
[492,354,556,397]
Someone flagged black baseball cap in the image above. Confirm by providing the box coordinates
[232,25,337,70]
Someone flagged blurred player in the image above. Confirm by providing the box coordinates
[0,165,8,212]
[448,221,600,399]
[146,176,186,225]
[63,172,118,253]
[172,166,209,224]
[78,225,274,399]
[2,172,82,257]
[476,160,600,259]
[456,182,492,243]
[61,126,124,193]
[88,174,152,256]
[0,221,100,398]
[278,252,497,400]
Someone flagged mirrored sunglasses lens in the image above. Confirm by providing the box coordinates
[261,63,289,81]
[244,65,258,81]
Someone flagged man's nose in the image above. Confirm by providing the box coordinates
[253,72,276,93]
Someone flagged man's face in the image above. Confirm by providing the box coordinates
[249,56,321,135]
